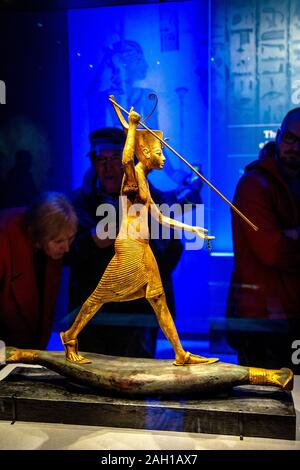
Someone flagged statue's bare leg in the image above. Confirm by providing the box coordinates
[148,293,219,366]
[60,299,103,364]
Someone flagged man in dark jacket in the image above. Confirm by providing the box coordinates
[227,108,300,371]
[67,128,184,358]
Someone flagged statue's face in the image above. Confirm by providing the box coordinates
[139,142,165,170]
[149,142,166,170]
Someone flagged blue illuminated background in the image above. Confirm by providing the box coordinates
[66,0,300,339]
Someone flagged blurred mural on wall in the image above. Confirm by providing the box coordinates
[211,0,300,251]
[68,1,209,195]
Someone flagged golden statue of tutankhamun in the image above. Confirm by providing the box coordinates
[5,98,293,392]
[60,103,218,366]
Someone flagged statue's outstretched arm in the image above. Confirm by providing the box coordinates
[122,108,140,193]
[150,198,213,240]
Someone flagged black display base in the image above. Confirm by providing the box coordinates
[0,366,296,440]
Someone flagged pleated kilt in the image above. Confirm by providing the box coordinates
[88,236,164,304]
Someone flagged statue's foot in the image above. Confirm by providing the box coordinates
[173,351,219,366]
[249,366,294,390]
[60,332,92,364]
[274,368,294,390]
[6,347,38,363]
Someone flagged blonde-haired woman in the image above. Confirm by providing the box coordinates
[0,192,77,349]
